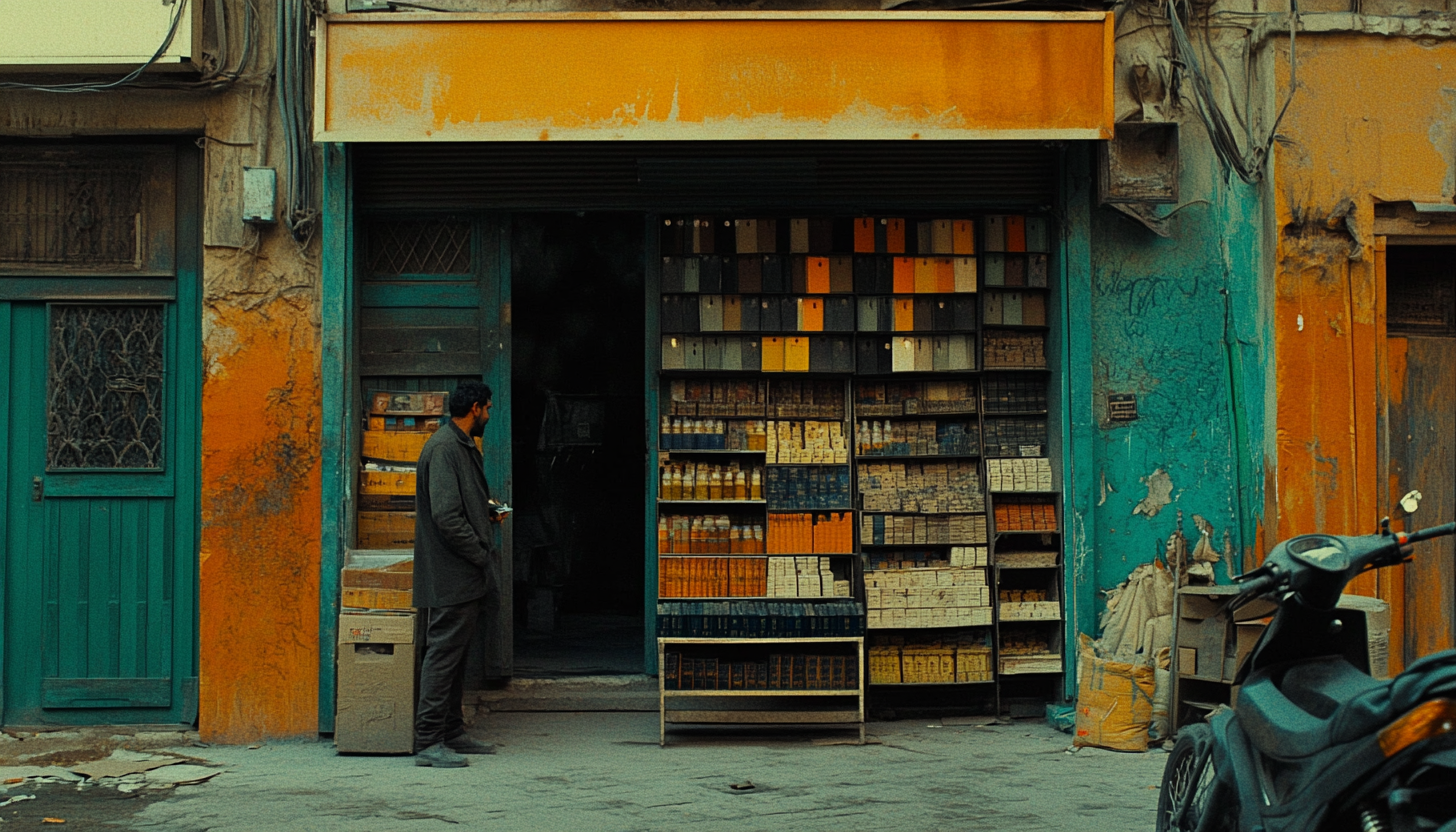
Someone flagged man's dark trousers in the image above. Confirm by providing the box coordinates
[415,600,481,750]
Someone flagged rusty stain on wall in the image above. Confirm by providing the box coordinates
[199,296,321,743]
[1268,28,1456,668]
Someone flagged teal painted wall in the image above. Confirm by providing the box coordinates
[1074,138,1269,634]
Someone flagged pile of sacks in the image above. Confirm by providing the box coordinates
[1073,513,1225,751]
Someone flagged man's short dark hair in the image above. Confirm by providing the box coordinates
[449,381,493,418]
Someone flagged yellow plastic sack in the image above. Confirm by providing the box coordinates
[1074,634,1155,752]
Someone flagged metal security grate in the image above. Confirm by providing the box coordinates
[1388,273,1456,336]
[366,219,472,276]
[0,161,144,266]
[47,305,165,470]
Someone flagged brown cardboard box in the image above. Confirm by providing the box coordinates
[1338,593,1391,679]
[361,470,416,496]
[341,551,413,610]
[341,588,413,610]
[336,612,416,754]
[1176,585,1276,683]
[356,512,416,550]
[370,391,448,416]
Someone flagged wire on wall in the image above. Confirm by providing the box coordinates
[277,0,318,244]
[1166,0,1298,184]
[0,0,261,93]
[0,0,190,93]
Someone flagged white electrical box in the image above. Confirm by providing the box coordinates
[242,167,276,224]
[0,0,196,67]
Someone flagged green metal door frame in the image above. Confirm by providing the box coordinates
[1057,143,1097,702]
[320,143,354,733]
[319,146,516,730]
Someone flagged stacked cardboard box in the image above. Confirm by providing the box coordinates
[860,513,989,546]
[985,458,1054,492]
[864,567,991,629]
[766,556,851,598]
[868,634,993,684]
[993,499,1058,531]
[857,461,984,513]
[982,331,1047,368]
[766,420,848,464]
[359,391,447,548]
[341,550,414,611]
[336,610,417,753]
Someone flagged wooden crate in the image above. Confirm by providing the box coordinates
[361,470,415,496]
[341,587,413,611]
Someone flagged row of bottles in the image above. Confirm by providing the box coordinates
[660,462,765,502]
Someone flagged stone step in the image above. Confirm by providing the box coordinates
[468,675,658,713]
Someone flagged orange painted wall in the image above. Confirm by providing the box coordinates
[198,297,322,742]
[1271,32,1456,669]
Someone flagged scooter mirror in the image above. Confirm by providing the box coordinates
[1400,490,1423,515]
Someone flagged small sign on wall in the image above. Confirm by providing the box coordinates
[1108,393,1139,422]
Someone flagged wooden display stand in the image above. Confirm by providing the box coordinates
[658,637,866,746]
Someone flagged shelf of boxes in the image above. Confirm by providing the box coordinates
[985,458,1055,494]
[656,213,1067,720]
[356,390,477,551]
[868,632,995,685]
[658,636,866,745]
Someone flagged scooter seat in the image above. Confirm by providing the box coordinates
[1239,658,1386,759]
[1240,650,1456,759]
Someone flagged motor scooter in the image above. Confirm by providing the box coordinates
[1156,508,1456,832]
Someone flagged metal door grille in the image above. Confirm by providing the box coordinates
[47,304,165,470]
[1389,273,1456,336]
[366,219,472,276]
[0,161,144,266]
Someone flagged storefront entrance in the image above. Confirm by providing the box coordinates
[509,214,646,676]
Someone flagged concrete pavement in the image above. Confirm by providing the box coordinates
[113,713,1166,832]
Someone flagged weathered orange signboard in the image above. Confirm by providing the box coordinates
[316,12,1113,143]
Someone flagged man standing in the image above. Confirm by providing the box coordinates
[413,381,503,767]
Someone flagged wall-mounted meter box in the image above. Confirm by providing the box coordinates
[242,167,277,224]
[0,0,199,69]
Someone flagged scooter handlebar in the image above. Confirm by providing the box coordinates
[1402,521,1456,544]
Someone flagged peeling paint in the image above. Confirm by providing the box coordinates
[199,297,322,744]
[1132,468,1175,518]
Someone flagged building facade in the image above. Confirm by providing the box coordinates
[1,0,1449,740]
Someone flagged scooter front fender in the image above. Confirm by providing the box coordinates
[1207,708,1268,832]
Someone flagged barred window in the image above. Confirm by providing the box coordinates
[47,304,165,470]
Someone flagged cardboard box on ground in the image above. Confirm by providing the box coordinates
[336,551,417,754]
[336,610,416,754]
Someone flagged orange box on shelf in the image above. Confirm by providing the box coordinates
[935,258,956,293]
[914,258,937,294]
[807,257,831,293]
[885,218,906,253]
[801,297,824,331]
[1006,215,1027,252]
[853,218,875,253]
[953,220,976,254]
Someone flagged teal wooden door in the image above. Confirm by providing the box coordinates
[1,298,197,724]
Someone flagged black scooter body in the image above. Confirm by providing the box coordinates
[1161,525,1456,832]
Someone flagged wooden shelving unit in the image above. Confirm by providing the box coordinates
[655,213,1064,723]
[658,636,866,745]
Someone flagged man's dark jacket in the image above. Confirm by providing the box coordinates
[413,420,497,608]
